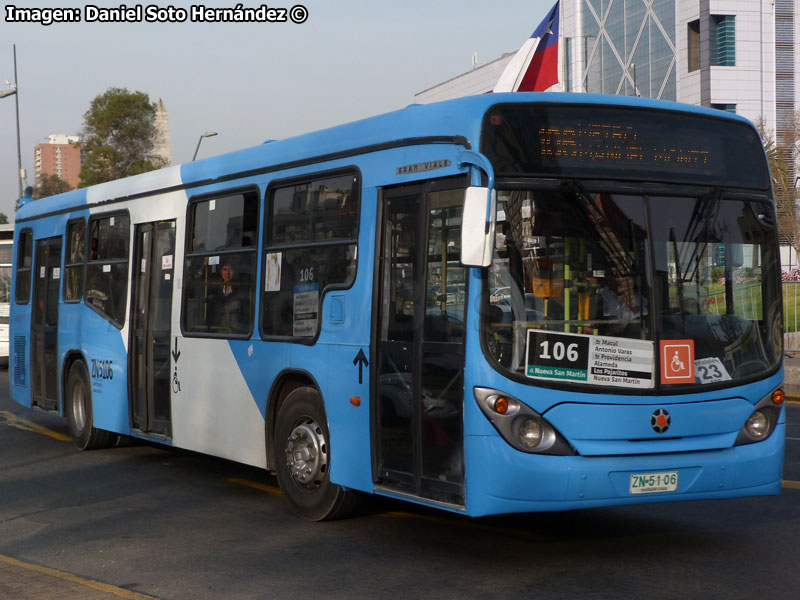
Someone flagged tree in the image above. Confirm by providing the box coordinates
[34,173,74,199]
[756,115,800,255]
[78,88,168,187]
[0,213,7,224]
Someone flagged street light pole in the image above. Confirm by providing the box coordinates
[13,44,22,199]
[1,45,23,199]
[192,131,218,161]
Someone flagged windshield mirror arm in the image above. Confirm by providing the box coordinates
[458,150,496,221]
[458,150,497,267]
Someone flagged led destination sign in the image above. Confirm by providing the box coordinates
[482,104,769,190]
[536,123,710,171]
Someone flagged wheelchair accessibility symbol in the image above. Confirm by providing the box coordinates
[670,351,685,373]
[660,340,695,384]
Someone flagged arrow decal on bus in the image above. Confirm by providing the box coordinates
[172,337,181,363]
[353,349,369,385]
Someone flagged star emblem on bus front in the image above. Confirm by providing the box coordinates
[651,408,671,434]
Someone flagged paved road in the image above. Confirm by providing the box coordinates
[1,368,799,599]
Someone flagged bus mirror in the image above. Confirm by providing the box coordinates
[461,187,496,268]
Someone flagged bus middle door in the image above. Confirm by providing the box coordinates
[129,221,175,437]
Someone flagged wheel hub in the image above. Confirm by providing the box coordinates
[71,380,87,431]
[284,419,328,488]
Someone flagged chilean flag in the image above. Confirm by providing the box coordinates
[493,2,560,92]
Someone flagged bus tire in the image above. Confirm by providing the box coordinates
[65,361,115,451]
[274,387,359,521]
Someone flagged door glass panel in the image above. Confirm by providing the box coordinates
[421,190,465,485]
[131,229,150,431]
[424,190,466,343]
[152,223,175,428]
[378,193,418,478]
[381,195,418,343]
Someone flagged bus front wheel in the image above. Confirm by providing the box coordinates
[65,361,115,451]
[274,387,358,521]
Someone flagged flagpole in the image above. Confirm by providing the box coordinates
[558,0,566,91]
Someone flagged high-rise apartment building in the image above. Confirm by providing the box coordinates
[33,134,83,190]
[153,98,172,165]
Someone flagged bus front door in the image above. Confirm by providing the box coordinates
[129,221,175,437]
[31,236,62,411]
[376,181,466,507]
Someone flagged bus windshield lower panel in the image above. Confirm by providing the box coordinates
[483,187,782,391]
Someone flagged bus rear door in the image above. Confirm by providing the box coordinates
[31,236,62,411]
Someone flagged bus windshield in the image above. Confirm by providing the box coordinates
[483,187,782,390]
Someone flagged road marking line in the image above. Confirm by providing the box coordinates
[226,477,283,496]
[0,553,156,599]
[782,480,800,490]
[0,410,71,442]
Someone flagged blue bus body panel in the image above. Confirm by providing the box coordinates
[546,398,751,455]
[79,310,130,433]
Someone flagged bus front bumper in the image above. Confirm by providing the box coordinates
[464,424,785,517]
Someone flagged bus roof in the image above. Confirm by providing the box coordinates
[15,92,756,222]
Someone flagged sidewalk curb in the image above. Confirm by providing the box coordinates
[0,554,158,599]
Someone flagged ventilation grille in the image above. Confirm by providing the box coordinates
[13,336,26,386]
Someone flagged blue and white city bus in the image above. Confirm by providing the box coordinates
[9,94,785,520]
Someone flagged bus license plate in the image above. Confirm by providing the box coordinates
[629,471,679,495]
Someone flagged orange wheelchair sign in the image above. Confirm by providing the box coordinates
[660,340,695,384]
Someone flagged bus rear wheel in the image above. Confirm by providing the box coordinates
[65,361,115,451]
[274,387,358,521]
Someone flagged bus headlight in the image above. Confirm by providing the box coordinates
[474,387,574,455]
[745,411,769,438]
[517,417,543,448]
[734,388,782,446]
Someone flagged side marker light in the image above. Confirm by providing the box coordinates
[350,396,361,407]
[772,389,785,405]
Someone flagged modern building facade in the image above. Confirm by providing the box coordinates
[33,134,83,190]
[416,0,798,150]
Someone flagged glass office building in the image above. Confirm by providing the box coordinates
[567,0,677,100]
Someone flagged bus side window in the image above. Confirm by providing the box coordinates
[85,214,130,327]
[15,230,33,304]
[182,188,259,337]
[261,172,359,339]
[64,219,85,302]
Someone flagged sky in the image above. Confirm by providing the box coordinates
[0,0,554,220]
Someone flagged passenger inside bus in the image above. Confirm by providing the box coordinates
[207,263,250,333]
